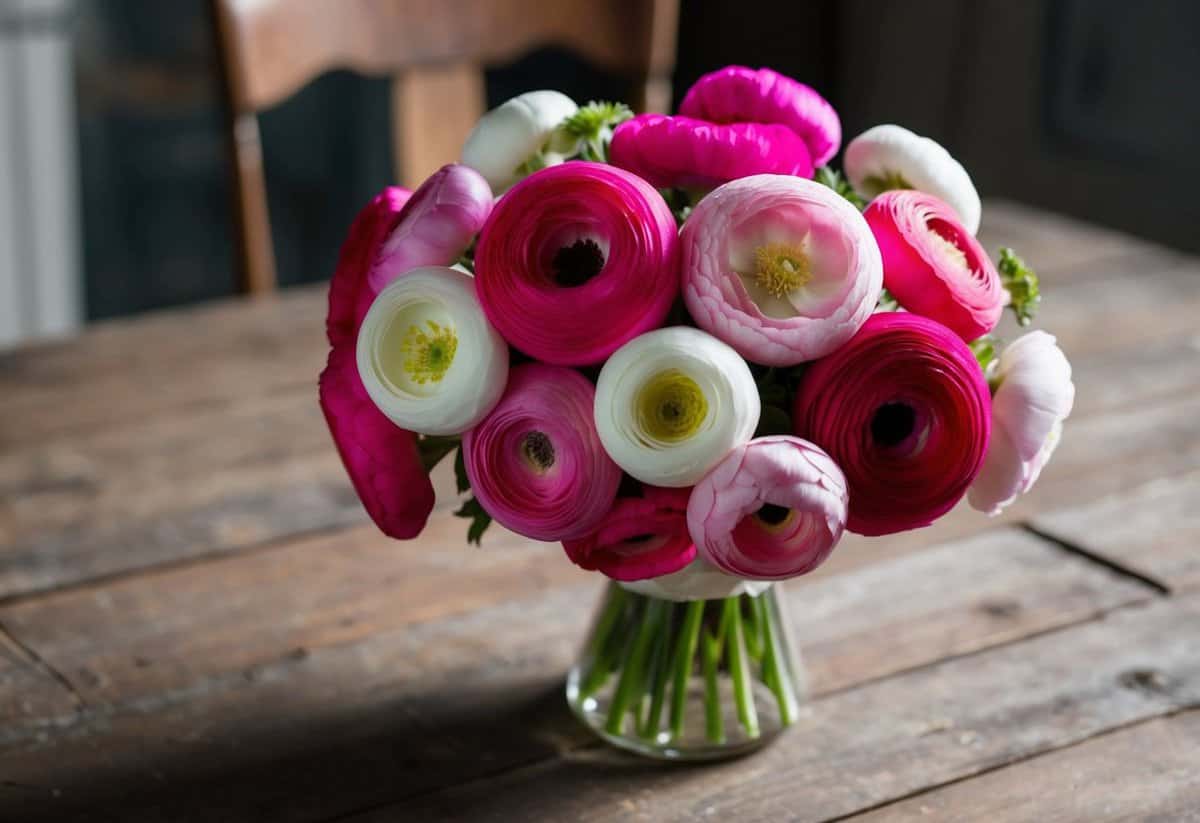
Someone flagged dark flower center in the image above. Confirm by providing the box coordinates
[755,503,791,526]
[871,402,916,448]
[626,534,656,543]
[552,239,605,287]
[521,431,556,471]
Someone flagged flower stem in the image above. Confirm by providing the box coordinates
[725,598,759,737]
[757,593,799,726]
[605,599,664,736]
[669,600,705,740]
[701,627,724,744]
[638,607,673,739]
[579,584,628,699]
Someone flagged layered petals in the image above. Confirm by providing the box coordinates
[594,327,760,488]
[681,174,882,366]
[865,190,1003,340]
[562,486,695,581]
[318,345,434,539]
[610,114,813,190]
[620,559,773,602]
[793,313,992,536]
[463,364,621,541]
[356,266,508,435]
[474,161,679,365]
[844,124,981,234]
[688,436,847,580]
[461,90,578,192]
[678,65,841,166]
[969,331,1075,515]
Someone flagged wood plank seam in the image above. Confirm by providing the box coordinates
[0,616,86,711]
[1020,523,1172,595]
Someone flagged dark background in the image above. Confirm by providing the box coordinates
[73,0,1199,321]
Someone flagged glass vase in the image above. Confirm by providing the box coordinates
[566,581,805,761]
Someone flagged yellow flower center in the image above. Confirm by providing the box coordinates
[862,169,913,194]
[753,243,812,299]
[928,227,969,272]
[635,369,708,443]
[754,503,795,533]
[401,320,458,385]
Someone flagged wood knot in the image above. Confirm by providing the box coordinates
[1118,668,1169,694]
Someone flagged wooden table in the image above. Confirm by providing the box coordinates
[1,201,1198,821]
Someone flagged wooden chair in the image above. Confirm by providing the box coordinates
[211,0,680,295]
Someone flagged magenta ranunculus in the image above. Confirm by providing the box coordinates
[793,312,992,536]
[562,486,695,581]
[865,190,1003,341]
[688,436,847,580]
[678,65,841,166]
[463,363,621,541]
[609,114,813,191]
[681,174,882,366]
[318,345,434,539]
[473,161,679,365]
[326,186,412,348]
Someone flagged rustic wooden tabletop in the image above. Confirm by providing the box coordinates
[1,201,1198,822]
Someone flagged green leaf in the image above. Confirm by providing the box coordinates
[997,247,1041,326]
[559,101,633,141]
[814,165,866,210]
[417,435,460,473]
[969,334,1000,375]
[453,444,470,494]
[876,287,900,312]
[755,405,793,438]
[454,496,493,545]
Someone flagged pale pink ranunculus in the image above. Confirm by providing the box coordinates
[681,174,882,366]
[462,364,621,542]
[562,486,695,581]
[609,114,813,191]
[969,331,1075,516]
[687,436,847,580]
[318,345,434,539]
[678,65,841,167]
[474,161,679,365]
[865,190,1003,341]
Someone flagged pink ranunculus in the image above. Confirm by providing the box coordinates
[318,345,434,539]
[562,486,696,581]
[681,174,882,366]
[865,190,1003,341]
[609,114,813,191]
[793,312,992,536]
[326,186,413,348]
[462,363,621,541]
[678,65,841,167]
[688,436,847,580]
[969,331,1075,515]
[473,161,679,365]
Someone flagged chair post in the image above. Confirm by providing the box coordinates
[227,113,278,294]
[391,63,486,188]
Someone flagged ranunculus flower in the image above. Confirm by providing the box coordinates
[318,344,434,539]
[621,558,772,602]
[844,124,981,234]
[356,266,508,436]
[327,186,413,348]
[681,174,882,366]
[474,161,679,365]
[609,114,813,191]
[461,90,578,192]
[463,363,621,541]
[865,190,1003,341]
[678,65,841,166]
[594,327,760,488]
[562,486,695,581]
[793,312,992,536]
[688,436,847,580]
[368,164,492,293]
[969,331,1075,515]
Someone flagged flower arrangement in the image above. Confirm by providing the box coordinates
[318,66,1074,758]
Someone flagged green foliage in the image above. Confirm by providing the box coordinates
[556,101,633,163]
[969,334,1000,376]
[454,496,493,546]
[814,165,866,210]
[453,444,471,494]
[998,247,1041,326]
[875,288,899,312]
[416,435,460,473]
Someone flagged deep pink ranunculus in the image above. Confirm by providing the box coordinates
[678,66,841,167]
[609,114,813,191]
[562,486,696,581]
[793,312,992,536]
[318,344,434,539]
[687,436,847,580]
[865,190,1003,341]
[462,363,621,542]
[473,161,679,366]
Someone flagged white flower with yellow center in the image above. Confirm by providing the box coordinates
[356,266,508,435]
[461,90,578,193]
[844,124,982,234]
[594,327,760,487]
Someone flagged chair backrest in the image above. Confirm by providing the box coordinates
[211,0,680,294]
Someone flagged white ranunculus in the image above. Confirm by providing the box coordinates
[621,558,773,602]
[461,90,578,192]
[968,331,1075,515]
[356,266,508,435]
[594,326,760,488]
[844,124,982,234]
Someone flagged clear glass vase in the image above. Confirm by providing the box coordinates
[566,581,806,760]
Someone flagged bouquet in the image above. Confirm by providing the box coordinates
[317,67,1075,757]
